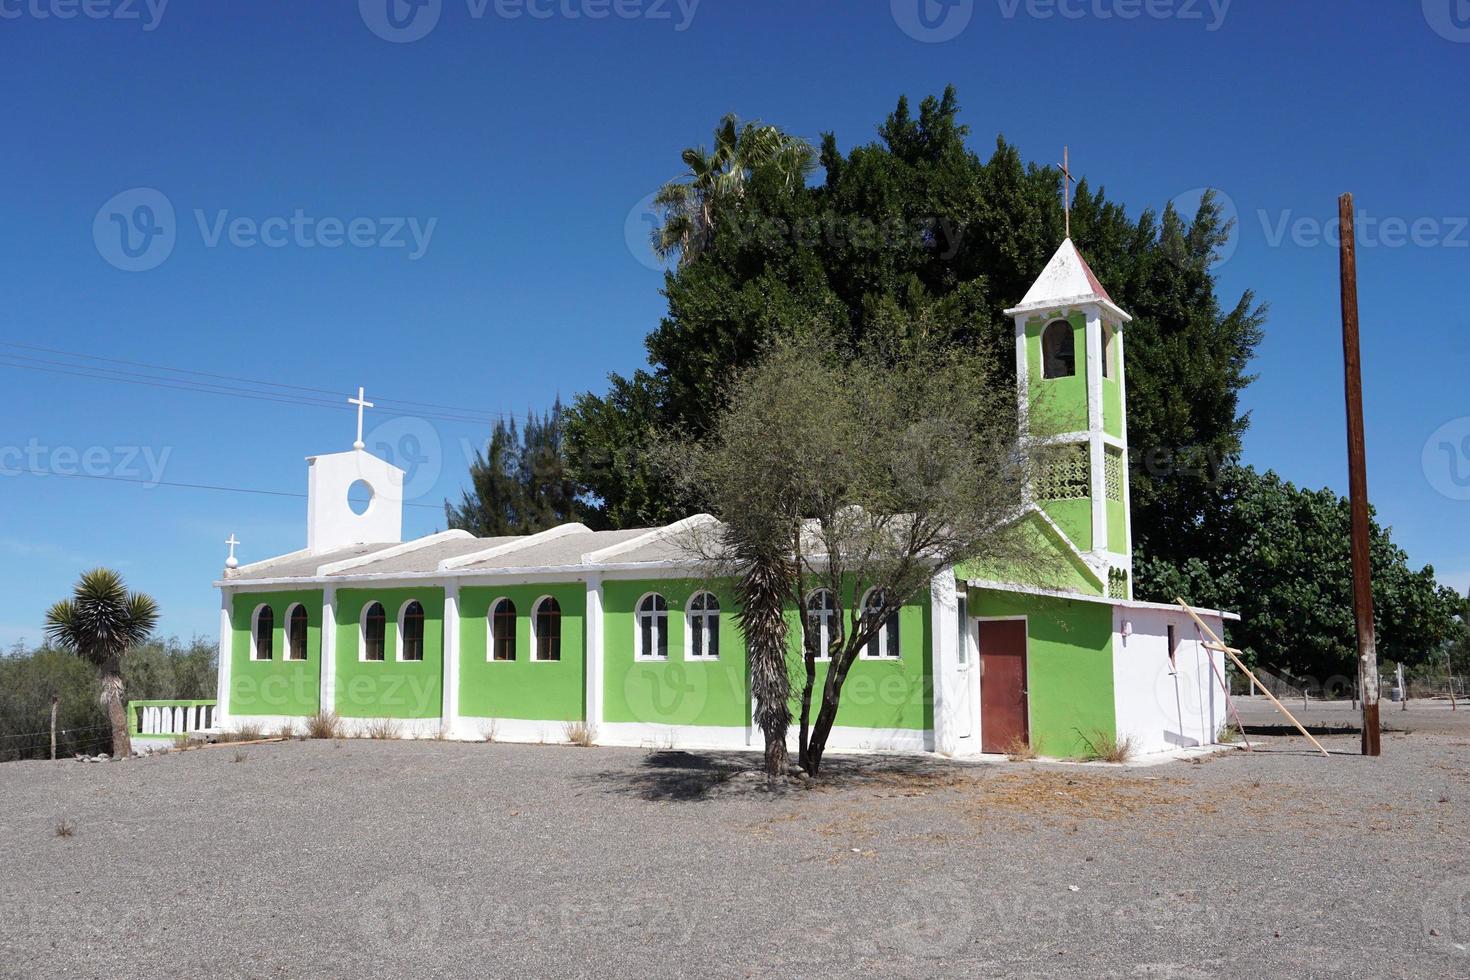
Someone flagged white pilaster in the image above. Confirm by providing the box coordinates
[320,586,337,716]
[443,583,461,732]
[1085,307,1107,560]
[929,568,961,756]
[1116,325,1134,597]
[216,590,233,728]
[585,573,604,729]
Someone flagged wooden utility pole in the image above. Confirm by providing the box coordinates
[1339,193,1381,757]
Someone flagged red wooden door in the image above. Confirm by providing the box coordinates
[978,619,1029,754]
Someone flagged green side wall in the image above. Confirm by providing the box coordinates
[959,511,1105,597]
[1040,497,1092,553]
[1026,311,1088,436]
[335,587,444,719]
[230,590,321,717]
[970,588,1115,758]
[458,584,586,722]
[1106,498,1127,554]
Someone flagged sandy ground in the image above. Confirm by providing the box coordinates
[2,703,1468,979]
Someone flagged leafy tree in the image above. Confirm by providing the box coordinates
[662,336,1040,776]
[566,87,1264,561]
[43,569,159,758]
[1135,467,1461,683]
[446,400,589,535]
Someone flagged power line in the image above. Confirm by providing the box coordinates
[0,342,515,426]
[7,467,446,511]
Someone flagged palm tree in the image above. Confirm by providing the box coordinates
[45,569,159,759]
[652,113,814,266]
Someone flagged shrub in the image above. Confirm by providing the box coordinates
[54,816,75,838]
[1079,730,1136,764]
[305,712,342,740]
[479,719,499,743]
[364,718,401,740]
[563,721,596,747]
[1005,736,1037,762]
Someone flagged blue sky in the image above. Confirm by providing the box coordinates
[0,0,1467,647]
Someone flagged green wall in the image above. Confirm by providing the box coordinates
[1106,498,1127,554]
[970,588,1115,758]
[458,584,586,722]
[1102,368,1123,439]
[1040,496,1092,553]
[1027,311,1088,436]
[959,512,1105,598]
[335,587,444,719]
[230,590,321,717]
[603,578,749,727]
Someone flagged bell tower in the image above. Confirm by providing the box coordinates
[1005,239,1133,598]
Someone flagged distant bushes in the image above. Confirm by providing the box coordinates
[0,637,216,762]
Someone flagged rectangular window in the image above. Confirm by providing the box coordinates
[956,593,969,665]
[1167,624,1178,672]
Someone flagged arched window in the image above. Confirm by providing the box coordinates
[490,598,517,662]
[637,593,668,661]
[286,604,308,661]
[687,592,720,660]
[805,590,836,662]
[400,601,425,662]
[861,590,901,660]
[1102,323,1116,380]
[533,597,561,662]
[1041,320,1076,379]
[252,605,274,661]
[362,602,386,662]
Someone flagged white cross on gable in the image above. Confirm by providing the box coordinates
[224,534,240,569]
[349,386,374,450]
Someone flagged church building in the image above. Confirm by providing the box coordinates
[211,240,1235,759]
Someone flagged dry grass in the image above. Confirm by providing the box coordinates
[53,817,74,838]
[432,724,450,741]
[1078,730,1137,764]
[564,721,596,747]
[305,712,342,740]
[1005,736,1037,762]
[1217,723,1240,744]
[967,770,1185,823]
[219,723,263,743]
[232,750,248,763]
[364,718,401,740]
[479,719,500,743]
[273,722,297,740]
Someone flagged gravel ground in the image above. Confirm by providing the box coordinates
[3,705,1468,979]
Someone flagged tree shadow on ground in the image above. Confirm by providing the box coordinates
[584,749,967,803]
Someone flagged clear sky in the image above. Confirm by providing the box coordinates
[1,0,1466,647]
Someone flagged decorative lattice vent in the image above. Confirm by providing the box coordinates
[1037,445,1090,500]
[1104,448,1124,502]
[1108,568,1129,599]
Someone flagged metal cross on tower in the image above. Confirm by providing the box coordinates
[349,386,374,451]
[1058,146,1077,239]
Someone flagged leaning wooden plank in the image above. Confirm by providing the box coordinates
[1177,599,1331,758]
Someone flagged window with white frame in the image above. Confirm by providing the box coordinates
[861,590,901,660]
[956,593,969,666]
[805,590,836,661]
[400,600,425,662]
[490,598,517,662]
[362,601,386,662]
[252,605,274,661]
[637,593,668,660]
[533,597,561,662]
[286,603,308,661]
[687,592,719,660]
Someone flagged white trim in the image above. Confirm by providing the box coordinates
[929,568,961,756]
[283,602,309,661]
[486,595,518,662]
[395,598,426,662]
[216,591,233,726]
[581,513,718,564]
[318,529,474,576]
[359,600,388,662]
[439,522,591,571]
[529,594,562,663]
[1005,294,1132,324]
[684,591,721,661]
[586,574,605,728]
[964,578,1240,620]
[634,591,670,662]
[320,586,337,715]
[442,584,460,727]
[803,588,836,662]
[250,603,273,661]
[1086,309,1107,562]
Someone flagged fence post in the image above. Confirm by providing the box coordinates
[50,695,58,761]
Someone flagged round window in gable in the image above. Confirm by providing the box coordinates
[347,479,374,516]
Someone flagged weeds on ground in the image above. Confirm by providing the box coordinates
[1077,730,1136,764]
[479,720,499,743]
[1005,736,1037,762]
[563,721,596,747]
[306,711,342,740]
[171,734,193,751]
[1217,723,1240,744]
[364,718,401,740]
[54,817,74,838]
[220,723,263,743]
[232,750,248,763]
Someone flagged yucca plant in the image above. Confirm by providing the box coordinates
[45,569,159,759]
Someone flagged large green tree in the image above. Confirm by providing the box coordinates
[1136,467,1461,684]
[446,400,589,536]
[565,86,1265,567]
